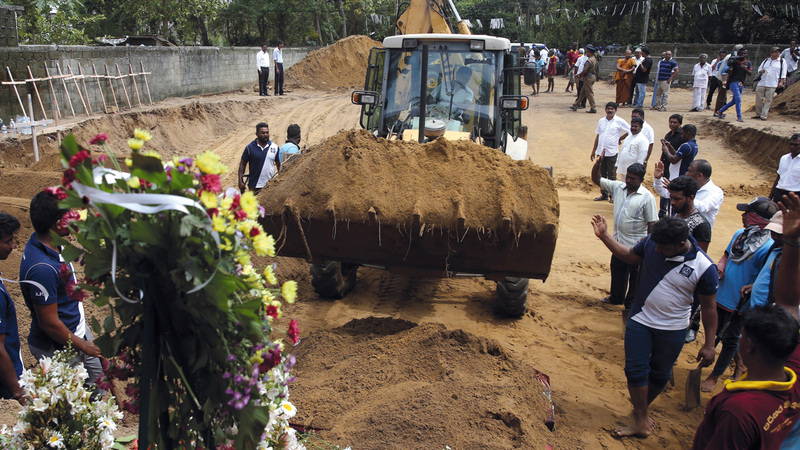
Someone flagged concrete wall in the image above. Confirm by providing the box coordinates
[1,44,314,123]
[597,43,783,87]
[0,5,22,47]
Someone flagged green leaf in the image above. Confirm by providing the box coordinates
[114,435,136,444]
[90,316,102,335]
[132,153,168,186]
[130,219,165,246]
[179,214,207,238]
[60,133,79,160]
[170,170,195,190]
[103,312,116,332]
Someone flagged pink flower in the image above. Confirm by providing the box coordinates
[62,168,76,188]
[92,154,108,164]
[69,150,91,168]
[89,133,109,145]
[200,174,222,193]
[44,186,68,201]
[59,263,72,283]
[65,279,86,302]
[59,210,81,229]
[233,209,248,221]
[287,319,300,344]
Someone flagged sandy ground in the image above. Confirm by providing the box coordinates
[0,77,797,448]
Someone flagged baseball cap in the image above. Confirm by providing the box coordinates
[765,210,783,234]
[585,45,596,52]
[736,196,778,219]
[770,46,781,53]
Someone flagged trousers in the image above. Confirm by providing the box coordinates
[754,85,776,119]
[258,67,270,95]
[573,75,596,110]
[610,254,640,307]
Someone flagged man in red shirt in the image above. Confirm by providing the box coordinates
[565,42,580,93]
[545,50,558,93]
[692,193,800,449]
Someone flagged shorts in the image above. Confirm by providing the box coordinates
[624,318,686,389]
[547,74,554,79]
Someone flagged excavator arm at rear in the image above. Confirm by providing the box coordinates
[396,0,472,35]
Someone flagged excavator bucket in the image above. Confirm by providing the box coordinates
[258,130,559,281]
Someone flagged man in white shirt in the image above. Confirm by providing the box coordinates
[631,108,655,166]
[655,159,724,230]
[770,134,800,202]
[256,43,271,96]
[574,49,588,108]
[706,50,727,109]
[691,54,713,112]
[753,47,788,121]
[616,117,650,181]
[273,40,285,96]
[591,102,630,202]
[780,40,799,87]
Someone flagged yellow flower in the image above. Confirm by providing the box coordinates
[249,354,264,365]
[212,215,227,232]
[219,196,233,212]
[236,250,251,267]
[128,138,144,151]
[281,280,298,304]
[125,158,133,168]
[196,151,228,175]
[134,128,152,141]
[219,236,233,251]
[127,176,141,189]
[78,209,88,221]
[253,233,276,257]
[200,191,218,209]
[263,265,278,285]
[240,192,258,219]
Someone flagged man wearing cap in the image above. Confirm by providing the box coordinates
[632,47,653,108]
[753,47,788,121]
[770,134,800,203]
[741,209,785,309]
[565,42,580,93]
[570,46,598,113]
[698,197,777,393]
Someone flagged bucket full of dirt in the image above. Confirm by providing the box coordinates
[258,130,559,280]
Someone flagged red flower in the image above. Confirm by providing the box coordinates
[69,150,91,168]
[287,319,300,344]
[44,186,68,201]
[230,194,240,210]
[59,210,81,229]
[59,263,73,283]
[258,347,282,372]
[206,208,219,218]
[266,305,279,320]
[89,133,109,145]
[62,168,76,188]
[233,209,248,221]
[200,174,222,194]
[249,227,260,237]
[92,154,108,164]
[65,279,86,302]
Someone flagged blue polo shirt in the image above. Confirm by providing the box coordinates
[19,234,84,349]
[241,139,279,189]
[631,235,719,331]
[716,228,774,311]
[278,141,300,164]
[670,139,698,178]
[657,59,678,81]
[0,277,22,397]
[749,246,781,309]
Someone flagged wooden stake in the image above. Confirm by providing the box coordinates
[141,62,153,105]
[92,64,108,114]
[105,64,119,112]
[43,64,62,136]
[5,67,27,115]
[56,63,76,118]
[129,63,142,107]
[28,94,39,162]
[116,63,132,109]
[68,65,89,116]
[26,65,48,120]
[78,63,93,115]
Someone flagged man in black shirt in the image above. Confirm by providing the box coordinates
[715,48,753,122]
[659,114,685,217]
[632,47,652,107]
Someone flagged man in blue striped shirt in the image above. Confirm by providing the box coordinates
[654,51,679,111]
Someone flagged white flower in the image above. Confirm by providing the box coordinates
[39,356,52,374]
[257,442,273,450]
[98,416,117,431]
[47,431,65,448]
[278,401,297,419]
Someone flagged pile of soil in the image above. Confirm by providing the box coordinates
[771,81,800,116]
[261,130,559,235]
[286,35,381,90]
[291,317,555,448]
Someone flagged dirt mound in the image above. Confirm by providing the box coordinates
[262,130,559,233]
[700,117,791,170]
[286,35,381,90]
[291,317,555,448]
[771,81,800,116]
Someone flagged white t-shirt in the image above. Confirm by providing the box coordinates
[694,179,725,230]
[595,115,631,157]
[641,121,655,147]
[616,132,650,175]
[757,57,788,88]
[692,62,712,87]
[575,54,588,74]
[781,47,799,73]
[256,50,270,68]
[777,153,800,191]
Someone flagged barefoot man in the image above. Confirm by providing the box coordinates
[591,216,718,437]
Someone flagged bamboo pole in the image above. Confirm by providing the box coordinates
[105,64,119,112]
[5,67,27,115]
[141,62,153,105]
[68,65,89,116]
[92,64,109,114]
[44,64,62,144]
[78,63,93,115]
[28,94,39,162]
[129,63,142,107]
[116,63,132,109]
[26,65,48,120]
[56,63,76,118]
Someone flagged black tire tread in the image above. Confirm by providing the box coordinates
[310,261,358,299]
[495,277,529,317]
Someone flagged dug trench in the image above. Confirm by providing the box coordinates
[0,79,793,449]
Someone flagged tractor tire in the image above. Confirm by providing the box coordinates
[310,261,358,299]
[494,277,529,317]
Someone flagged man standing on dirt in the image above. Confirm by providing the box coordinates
[0,212,24,404]
[278,124,301,168]
[591,161,657,307]
[565,42,579,93]
[615,118,649,182]
[685,159,724,230]
[780,40,799,87]
[706,50,727,110]
[257,43,270,96]
[20,191,104,392]
[273,41,285,96]
[632,47,652,108]
[591,215,718,438]
[238,122,279,194]
[570,46,598,113]
[654,51,679,111]
[753,47,787,121]
[769,134,800,202]
[631,108,655,166]
[590,102,630,202]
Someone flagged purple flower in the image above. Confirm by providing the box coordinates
[222,372,232,379]
[176,165,186,173]
[179,158,193,166]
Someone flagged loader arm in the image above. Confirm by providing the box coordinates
[396,0,472,35]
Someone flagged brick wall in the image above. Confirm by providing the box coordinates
[0,4,22,48]
[1,45,313,123]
